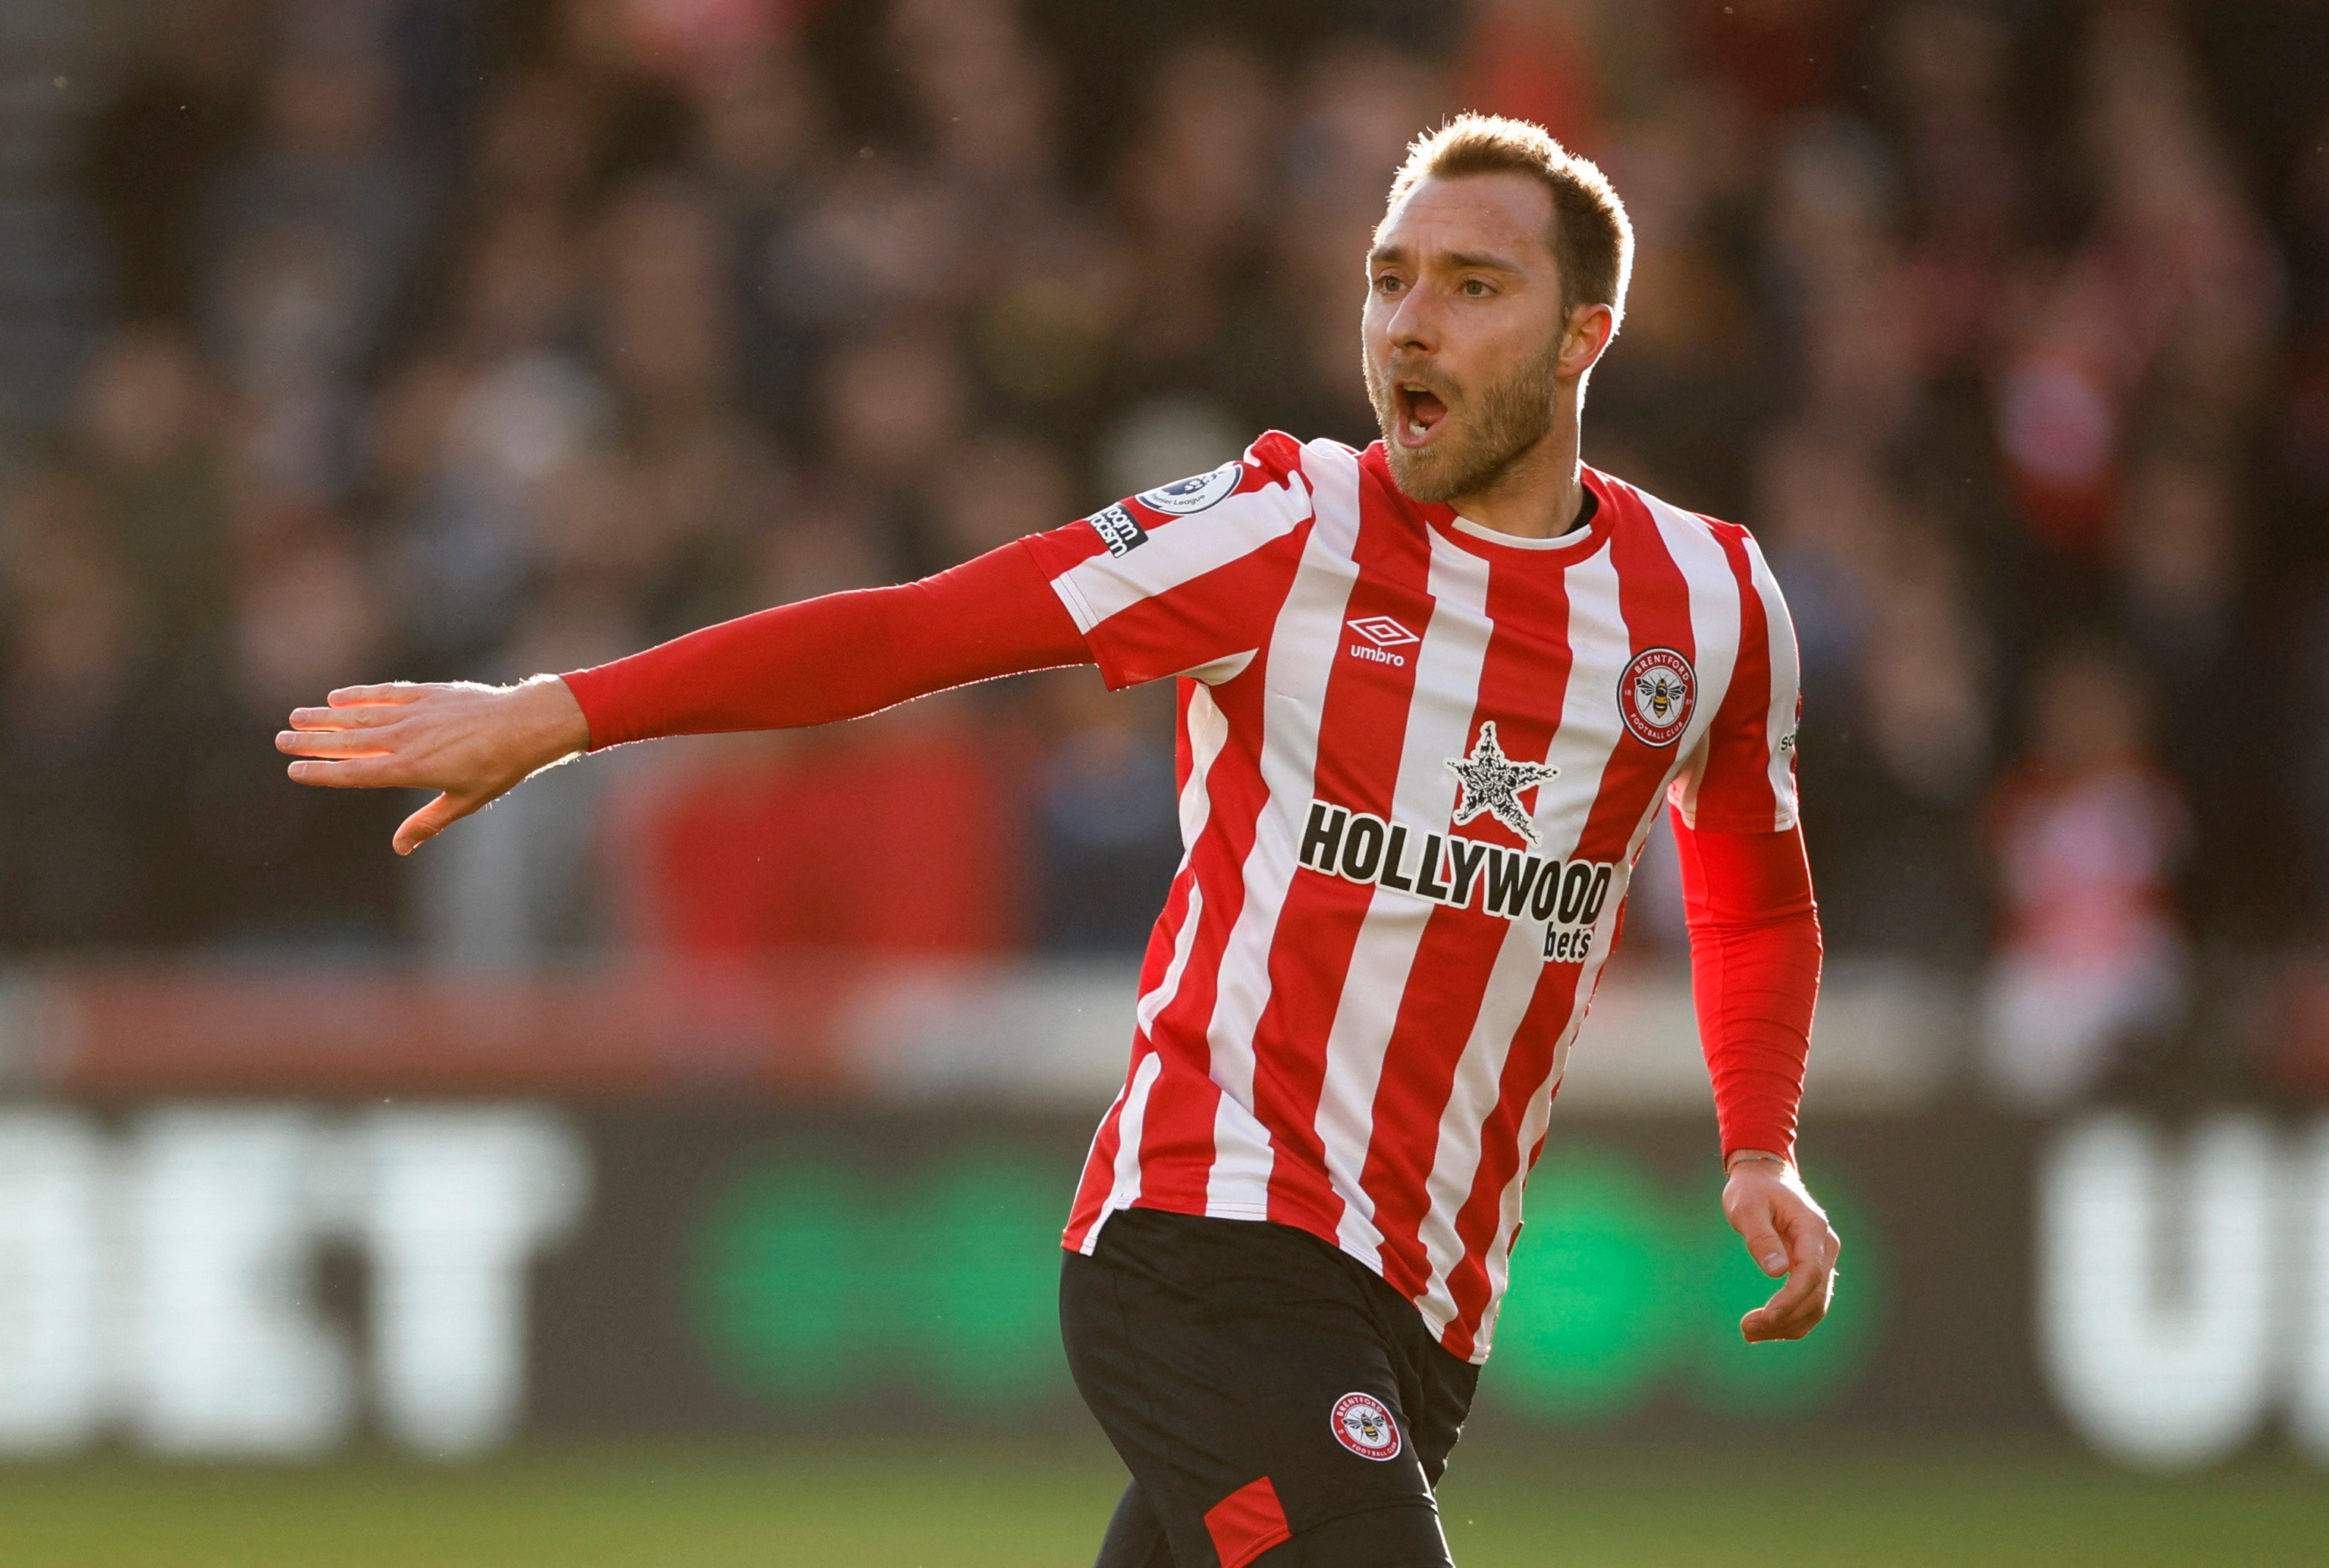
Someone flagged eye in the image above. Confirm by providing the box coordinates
[1374,273,1405,295]
[1461,278,1492,297]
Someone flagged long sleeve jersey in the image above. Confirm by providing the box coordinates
[564,436,1821,1362]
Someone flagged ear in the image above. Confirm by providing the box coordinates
[1558,302,1617,379]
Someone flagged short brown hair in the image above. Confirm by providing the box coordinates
[1385,114,1634,328]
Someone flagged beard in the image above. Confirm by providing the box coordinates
[1364,336,1564,505]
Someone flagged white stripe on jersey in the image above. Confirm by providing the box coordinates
[1135,684,1231,1037]
[1320,533,1495,1269]
[1746,538,1802,829]
[1103,1050,1164,1217]
[1201,442,1364,1218]
[1646,495,1744,764]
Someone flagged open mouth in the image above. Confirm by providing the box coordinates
[1395,382,1449,447]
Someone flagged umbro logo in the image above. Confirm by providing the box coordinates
[1347,616,1420,668]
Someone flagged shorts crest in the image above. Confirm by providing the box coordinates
[1329,1391,1401,1460]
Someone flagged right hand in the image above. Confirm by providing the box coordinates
[278,678,592,855]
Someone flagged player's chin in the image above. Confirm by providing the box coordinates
[1381,438,1462,505]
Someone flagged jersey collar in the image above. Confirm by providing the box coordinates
[1360,441,1618,566]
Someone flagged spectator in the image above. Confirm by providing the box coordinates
[0,467,162,945]
[622,701,1029,961]
[199,20,428,502]
[1030,673,1182,955]
[1979,644,2188,1111]
[68,324,234,679]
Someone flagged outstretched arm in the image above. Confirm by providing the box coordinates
[1674,813,1839,1344]
[279,538,1091,854]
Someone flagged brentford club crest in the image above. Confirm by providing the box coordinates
[1619,648,1696,748]
[1330,1392,1401,1460]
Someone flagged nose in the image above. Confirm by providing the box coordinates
[1381,284,1438,359]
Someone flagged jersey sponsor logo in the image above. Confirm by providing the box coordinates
[1134,460,1243,516]
[1296,800,1615,964]
[1330,1391,1401,1460]
[1619,648,1696,747]
[1347,614,1420,668]
[1445,720,1558,847]
[1086,502,1149,557]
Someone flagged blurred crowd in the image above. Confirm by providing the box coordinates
[3,0,2327,1105]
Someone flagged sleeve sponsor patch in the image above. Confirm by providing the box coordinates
[1086,502,1148,557]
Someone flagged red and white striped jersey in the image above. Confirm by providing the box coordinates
[1023,433,1801,1363]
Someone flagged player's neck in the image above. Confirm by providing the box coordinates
[1446,398,1587,542]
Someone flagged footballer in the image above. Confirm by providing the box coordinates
[281,115,1838,1568]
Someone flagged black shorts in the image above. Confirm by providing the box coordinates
[1059,1207,1480,1568]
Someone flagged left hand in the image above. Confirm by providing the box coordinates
[1720,1156,1841,1344]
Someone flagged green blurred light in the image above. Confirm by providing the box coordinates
[1493,1152,1683,1417]
[690,1143,1882,1423]
[692,1152,1069,1410]
[1487,1149,1882,1424]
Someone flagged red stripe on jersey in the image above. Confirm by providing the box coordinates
[1358,554,1574,1303]
[1251,470,1437,1234]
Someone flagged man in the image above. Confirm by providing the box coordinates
[281,115,1837,1568]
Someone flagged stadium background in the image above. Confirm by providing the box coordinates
[1,0,2327,1561]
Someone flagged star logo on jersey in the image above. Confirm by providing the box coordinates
[1444,721,1557,847]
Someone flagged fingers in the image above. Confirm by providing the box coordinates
[277,726,397,759]
[1732,1209,1790,1279]
[290,682,445,731]
[1742,1265,1831,1344]
[284,755,414,789]
[1738,1194,1841,1344]
[393,791,480,855]
[328,682,434,707]
[287,701,406,732]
